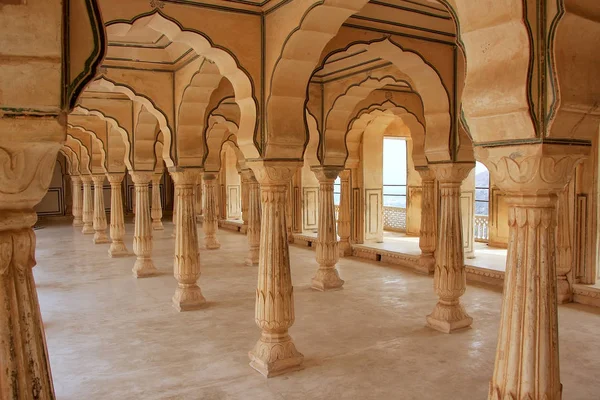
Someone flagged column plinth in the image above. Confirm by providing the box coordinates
[71,175,84,226]
[476,144,587,400]
[203,173,221,249]
[417,168,436,275]
[311,166,344,291]
[337,170,352,257]
[106,173,129,257]
[247,161,304,377]
[81,175,95,234]
[426,163,474,333]
[91,175,110,244]
[151,172,164,231]
[171,169,206,311]
[130,171,158,278]
[243,170,261,266]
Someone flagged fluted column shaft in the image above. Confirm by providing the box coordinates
[426,163,474,333]
[244,171,261,266]
[555,187,572,304]
[311,166,345,291]
[203,173,221,249]
[417,168,436,274]
[130,172,158,278]
[71,175,84,227]
[81,175,95,234]
[151,173,164,231]
[478,145,586,400]
[106,173,128,257]
[91,175,109,244]
[247,161,304,378]
[241,171,250,233]
[171,169,206,311]
[337,170,351,257]
[171,192,178,238]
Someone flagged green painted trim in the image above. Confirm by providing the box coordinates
[105,48,194,65]
[157,0,262,16]
[368,0,451,20]
[108,34,169,49]
[0,107,61,116]
[342,23,455,46]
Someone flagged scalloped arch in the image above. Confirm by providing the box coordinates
[68,124,107,173]
[205,115,239,172]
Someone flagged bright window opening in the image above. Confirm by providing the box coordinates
[383,138,407,208]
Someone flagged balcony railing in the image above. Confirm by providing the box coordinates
[383,206,407,232]
[474,214,489,242]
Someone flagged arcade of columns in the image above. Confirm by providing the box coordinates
[2,0,599,399]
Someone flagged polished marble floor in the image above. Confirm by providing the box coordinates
[34,221,600,399]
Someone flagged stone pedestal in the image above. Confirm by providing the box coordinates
[244,170,261,266]
[71,175,84,227]
[426,163,474,333]
[311,166,345,291]
[81,175,95,234]
[171,169,206,311]
[337,170,352,257]
[151,172,164,231]
[247,161,304,377]
[417,168,436,275]
[476,144,586,400]
[91,175,110,244]
[556,187,573,304]
[130,172,158,278]
[106,173,129,257]
[203,173,221,250]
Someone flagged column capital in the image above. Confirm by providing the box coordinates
[311,165,344,182]
[80,174,93,184]
[105,173,125,184]
[70,174,82,183]
[171,168,202,185]
[240,168,256,182]
[474,143,587,195]
[129,171,153,185]
[430,162,474,184]
[151,172,163,184]
[203,172,218,181]
[416,166,436,182]
[91,174,105,184]
[247,160,302,186]
[338,169,350,181]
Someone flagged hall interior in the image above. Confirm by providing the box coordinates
[2,1,600,399]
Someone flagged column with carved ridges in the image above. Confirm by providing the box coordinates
[106,173,128,257]
[203,172,221,249]
[71,175,84,227]
[241,170,250,234]
[337,169,351,257]
[171,191,178,238]
[556,187,572,304]
[244,170,261,266]
[130,171,158,278]
[426,162,474,333]
[91,175,110,244]
[417,167,436,274]
[81,175,95,234]
[247,160,304,377]
[311,166,345,291]
[477,145,587,400]
[195,179,203,222]
[171,168,206,311]
[151,172,164,230]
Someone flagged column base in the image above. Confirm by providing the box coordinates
[82,223,95,234]
[339,241,352,257]
[73,219,84,227]
[557,279,573,304]
[240,225,248,234]
[171,230,177,238]
[152,221,164,231]
[205,237,221,250]
[245,257,259,267]
[426,300,472,333]
[108,241,129,257]
[311,267,345,291]
[248,332,304,378]
[172,284,207,311]
[132,258,158,278]
[417,254,435,275]
[93,231,110,244]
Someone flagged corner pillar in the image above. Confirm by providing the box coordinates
[151,173,164,231]
[130,171,158,278]
[81,175,95,234]
[71,175,83,227]
[417,167,436,274]
[426,162,474,333]
[247,160,304,377]
[203,173,221,250]
[106,173,128,257]
[337,169,352,257]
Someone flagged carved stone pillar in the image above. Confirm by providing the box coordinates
[311,166,345,291]
[337,169,351,257]
[247,161,304,377]
[241,170,250,234]
[106,173,128,257]
[417,167,436,275]
[285,185,294,243]
[244,171,261,266]
[81,175,95,234]
[171,169,206,311]
[195,181,203,222]
[427,163,474,333]
[91,175,110,244]
[130,172,158,278]
[151,173,164,231]
[476,144,586,400]
[71,175,84,227]
[556,187,572,304]
[203,173,221,250]
[171,192,178,238]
